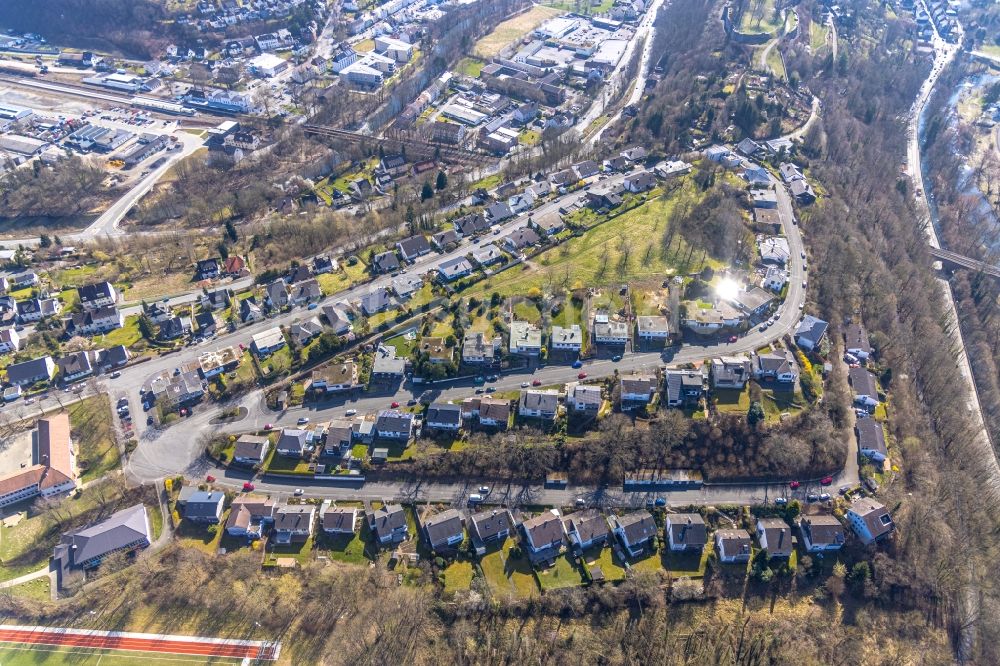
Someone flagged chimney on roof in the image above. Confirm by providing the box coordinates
[778,528,786,547]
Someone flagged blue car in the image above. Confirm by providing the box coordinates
[611,355,622,362]
[307,302,318,310]
[654,497,666,507]
[572,360,583,369]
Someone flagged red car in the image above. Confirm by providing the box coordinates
[532,379,542,386]
[728,335,738,343]
[789,481,800,489]
[391,401,400,408]
[242,482,255,492]
[264,423,274,430]
[206,475,216,483]
[820,476,833,486]
[577,372,588,379]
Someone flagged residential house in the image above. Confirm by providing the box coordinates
[158,315,191,341]
[96,345,130,372]
[290,279,322,305]
[265,280,290,309]
[471,243,505,266]
[729,286,775,318]
[752,351,797,383]
[371,345,406,380]
[432,121,465,145]
[710,356,752,389]
[485,202,513,223]
[573,160,601,180]
[52,504,150,574]
[757,236,790,265]
[195,258,220,281]
[665,514,707,551]
[272,505,316,544]
[846,497,895,544]
[624,170,656,193]
[223,255,247,276]
[844,322,872,360]
[849,366,879,409]
[550,324,583,353]
[750,188,778,208]
[507,190,536,215]
[6,356,56,386]
[396,236,432,263]
[795,315,828,351]
[288,317,323,346]
[423,508,465,552]
[419,336,454,365]
[592,314,629,345]
[620,373,658,411]
[664,370,703,408]
[322,506,358,535]
[636,316,670,343]
[77,282,119,311]
[736,137,762,156]
[565,510,609,551]
[585,186,624,210]
[789,178,816,204]
[370,504,409,544]
[462,332,501,366]
[184,491,225,524]
[743,164,771,186]
[225,497,275,538]
[194,311,217,338]
[310,361,358,393]
[312,255,336,275]
[469,508,515,554]
[509,321,542,355]
[201,289,231,311]
[378,153,407,178]
[18,298,62,323]
[520,510,565,562]
[359,287,391,316]
[715,529,752,563]
[375,410,414,440]
[251,327,286,357]
[463,396,511,429]
[519,389,560,420]
[438,256,474,282]
[603,155,629,172]
[755,517,793,558]
[612,511,657,558]
[530,211,563,236]
[276,428,308,457]
[502,227,541,253]
[10,272,39,288]
[778,162,804,183]
[0,328,20,353]
[321,305,352,335]
[798,515,846,553]
[762,265,788,292]
[239,297,264,323]
[432,229,461,250]
[233,434,270,465]
[425,402,462,432]
[856,417,888,463]
[568,384,603,412]
[57,350,96,383]
[372,251,401,274]
[324,420,353,456]
[453,212,490,237]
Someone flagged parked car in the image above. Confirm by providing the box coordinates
[485,387,497,393]
[390,402,400,408]
[819,493,831,501]
[297,417,310,425]
[774,497,788,505]
[789,480,800,489]
[344,409,357,416]
[572,360,583,369]
[478,486,490,495]
[577,372,588,379]
[294,488,303,496]
[520,382,530,388]
[532,379,542,386]
[242,482,255,492]
[807,493,819,502]
[575,497,586,507]
[467,493,484,504]
[654,497,666,507]
[611,355,622,362]
[820,476,833,485]
[206,475,215,483]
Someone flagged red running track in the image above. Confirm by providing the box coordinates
[0,627,277,660]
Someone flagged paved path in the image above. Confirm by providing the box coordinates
[0,566,50,590]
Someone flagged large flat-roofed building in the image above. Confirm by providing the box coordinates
[248,53,289,77]
[0,103,32,123]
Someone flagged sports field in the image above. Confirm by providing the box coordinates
[0,644,244,665]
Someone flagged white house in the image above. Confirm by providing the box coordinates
[550,324,583,352]
[714,529,752,563]
[798,515,846,553]
[845,498,895,544]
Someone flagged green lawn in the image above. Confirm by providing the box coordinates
[513,300,542,323]
[630,549,666,574]
[351,443,369,459]
[479,542,539,599]
[265,453,313,475]
[58,287,79,312]
[69,396,121,483]
[316,260,368,296]
[317,529,370,565]
[809,19,829,51]
[443,560,475,593]
[466,188,716,301]
[4,575,50,602]
[740,0,783,34]
[264,535,314,566]
[97,315,143,348]
[535,552,586,591]
[714,388,751,413]
[765,44,786,80]
[176,516,226,554]
[258,345,292,379]
[455,57,485,77]
[662,542,713,578]
[50,263,100,286]
[582,545,627,582]
[520,130,541,146]
[760,388,805,421]
[383,332,417,358]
